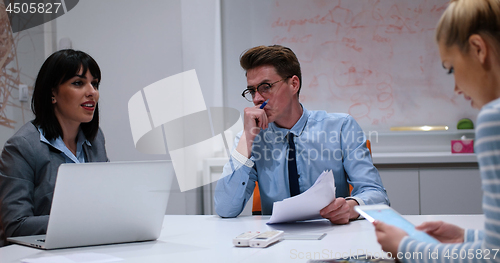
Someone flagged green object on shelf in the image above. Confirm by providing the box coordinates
[457,118,474,129]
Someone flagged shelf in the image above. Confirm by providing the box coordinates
[374,129,475,137]
[204,152,478,167]
[372,152,477,164]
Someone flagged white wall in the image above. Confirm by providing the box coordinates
[181,0,223,108]
[221,0,252,115]
[56,0,182,161]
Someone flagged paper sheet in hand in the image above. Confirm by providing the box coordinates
[267,170,336,224]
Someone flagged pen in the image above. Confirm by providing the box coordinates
[260,99,269,109]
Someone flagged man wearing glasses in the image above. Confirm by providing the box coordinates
[214,45,389,224]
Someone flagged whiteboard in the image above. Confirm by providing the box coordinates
[222,0,479,132]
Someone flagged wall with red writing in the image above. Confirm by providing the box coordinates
[222,0,478,133]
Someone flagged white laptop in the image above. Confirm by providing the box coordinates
[7,160,174,249]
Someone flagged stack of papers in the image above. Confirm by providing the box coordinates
[267,170,336,224]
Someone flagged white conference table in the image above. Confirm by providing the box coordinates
[0,214,484,263]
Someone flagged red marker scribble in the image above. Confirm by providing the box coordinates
[267,0,449,127]
[273,34,312,45]
[349,103,371,120]
[270,3,353,33]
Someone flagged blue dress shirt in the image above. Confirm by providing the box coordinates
[214,106,389,218]
[38,128,90,163]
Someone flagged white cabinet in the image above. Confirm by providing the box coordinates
[376,165,481,215]
[378,169,420,215]
[420,168,482,215]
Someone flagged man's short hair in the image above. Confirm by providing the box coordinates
[240,45,302,95]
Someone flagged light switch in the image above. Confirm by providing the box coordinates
[19,84,28,102]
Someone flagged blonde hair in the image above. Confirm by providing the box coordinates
[436,0,500,51]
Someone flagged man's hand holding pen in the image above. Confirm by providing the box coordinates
[237,99,269,158]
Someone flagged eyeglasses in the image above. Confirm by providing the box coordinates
[241,76,292,102]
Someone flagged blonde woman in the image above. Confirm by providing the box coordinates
[374,0,500,261]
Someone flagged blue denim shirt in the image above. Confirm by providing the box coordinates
[214,106,389,217]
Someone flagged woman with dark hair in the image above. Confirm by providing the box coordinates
[0,49,108,246]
